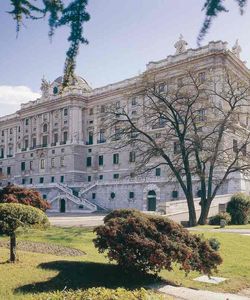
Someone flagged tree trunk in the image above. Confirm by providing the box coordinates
[10,232,16,262]
[186,193,197,227]
[198,199,211,225]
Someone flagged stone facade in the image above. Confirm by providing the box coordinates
[0,38,249,213]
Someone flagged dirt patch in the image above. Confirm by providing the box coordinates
[0,240,85,257]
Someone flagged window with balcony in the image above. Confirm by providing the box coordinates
[24,139,29,150]
[62,131,68,144]
[54,133,58,145]
[98,129,106,144]
[32,138,36,148]
[88,131,93,145]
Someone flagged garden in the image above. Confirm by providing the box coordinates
[0,187,250,299]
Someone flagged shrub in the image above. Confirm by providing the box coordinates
[226,193,250,225]
[209,238,221,251]
[0,184,50,211]
[32,288,164,300]
[0,203,49,262]
[94,209,222,275]
[209,212,231,225]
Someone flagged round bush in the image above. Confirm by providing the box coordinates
[94,209,222,275]
[226,193,250,225]
[0,203,49,235]
[209,212,231,225]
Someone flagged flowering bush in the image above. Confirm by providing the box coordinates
[33,288,164,300]
[0,184,50,211]
[94,209,222,275]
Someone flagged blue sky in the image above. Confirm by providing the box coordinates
[0,0,250,115]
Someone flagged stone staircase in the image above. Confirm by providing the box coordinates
[24,183,97,212]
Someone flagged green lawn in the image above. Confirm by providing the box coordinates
[0,226,250,299]
[196,224,250,230]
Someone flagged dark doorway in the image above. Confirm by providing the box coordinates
[60,199,66,213]
[147,190,156,211]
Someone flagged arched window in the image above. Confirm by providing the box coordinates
[40,159,45,169]
[148,190,156,196]
[43,124,48,133]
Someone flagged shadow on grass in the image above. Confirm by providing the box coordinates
[15,261,168,295]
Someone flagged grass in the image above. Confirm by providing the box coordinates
[196,224,250,230]
[0,226,250,299]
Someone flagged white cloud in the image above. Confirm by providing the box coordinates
[0,85,40,117]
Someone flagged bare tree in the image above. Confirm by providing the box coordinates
[103,68,250,226]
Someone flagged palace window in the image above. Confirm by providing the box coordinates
[63,131,68,143]
[42,135,48,147]
[113,173,119,179]
[129,151,136,163]
[63,108,68,116]
[60,157,64,167]
[86,156,92,167]
[43,124,48,133]
[155,168,161,176]
[7,167,11,175]
[129,191,134,199]
[88,131,93,145]
[21,162,25,171]
[233,139,238,153]
[113,153,119,164]
[40,159,45,169]
[131,97,137,106]
[99,155,104,166]
[51,158,55,168]
[54,133,58,144]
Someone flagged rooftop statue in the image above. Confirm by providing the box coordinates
[174,34,188,54]
[40,76,50,98]
[232,39,242,59]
